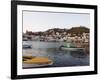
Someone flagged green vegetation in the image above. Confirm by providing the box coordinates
[67,26,89,34]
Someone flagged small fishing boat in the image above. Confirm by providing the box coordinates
[59,42,84,51]
[23,44,32,49]
[60,46,84,51]
[23,56,53,68]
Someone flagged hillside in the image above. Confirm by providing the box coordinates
[25,26,89,35]
[67,26,89,34]
[46,26,89,34]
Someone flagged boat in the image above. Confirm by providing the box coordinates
[59,42,84,51]
[23,44,32,49]
[23,45,32,49]
[23,56,53,68]
[60,46,84,51]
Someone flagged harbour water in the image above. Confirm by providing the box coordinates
[22,41,89,69]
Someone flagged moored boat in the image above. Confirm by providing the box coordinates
[59,42,84,51]
[23,56,53,68]
[60,46,84,51]
[23,44,32,49]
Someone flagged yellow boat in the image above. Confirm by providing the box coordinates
[23,56,53,66]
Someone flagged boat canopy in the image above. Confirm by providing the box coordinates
[64,42,75,48]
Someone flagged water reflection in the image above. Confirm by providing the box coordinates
[70,51,87,58]
[23,41,89,68]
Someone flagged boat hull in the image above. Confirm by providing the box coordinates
[23,56,53,68]
[61,47,84,51]
[23,62,53,68]
[23,45,32,49]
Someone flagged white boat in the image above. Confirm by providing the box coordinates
[59,42,84,51]
[23,44,32,49]
[61,46,84,51]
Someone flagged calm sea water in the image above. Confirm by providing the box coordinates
[22,41,89,68]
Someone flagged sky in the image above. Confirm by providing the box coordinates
[23,11,90,33]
